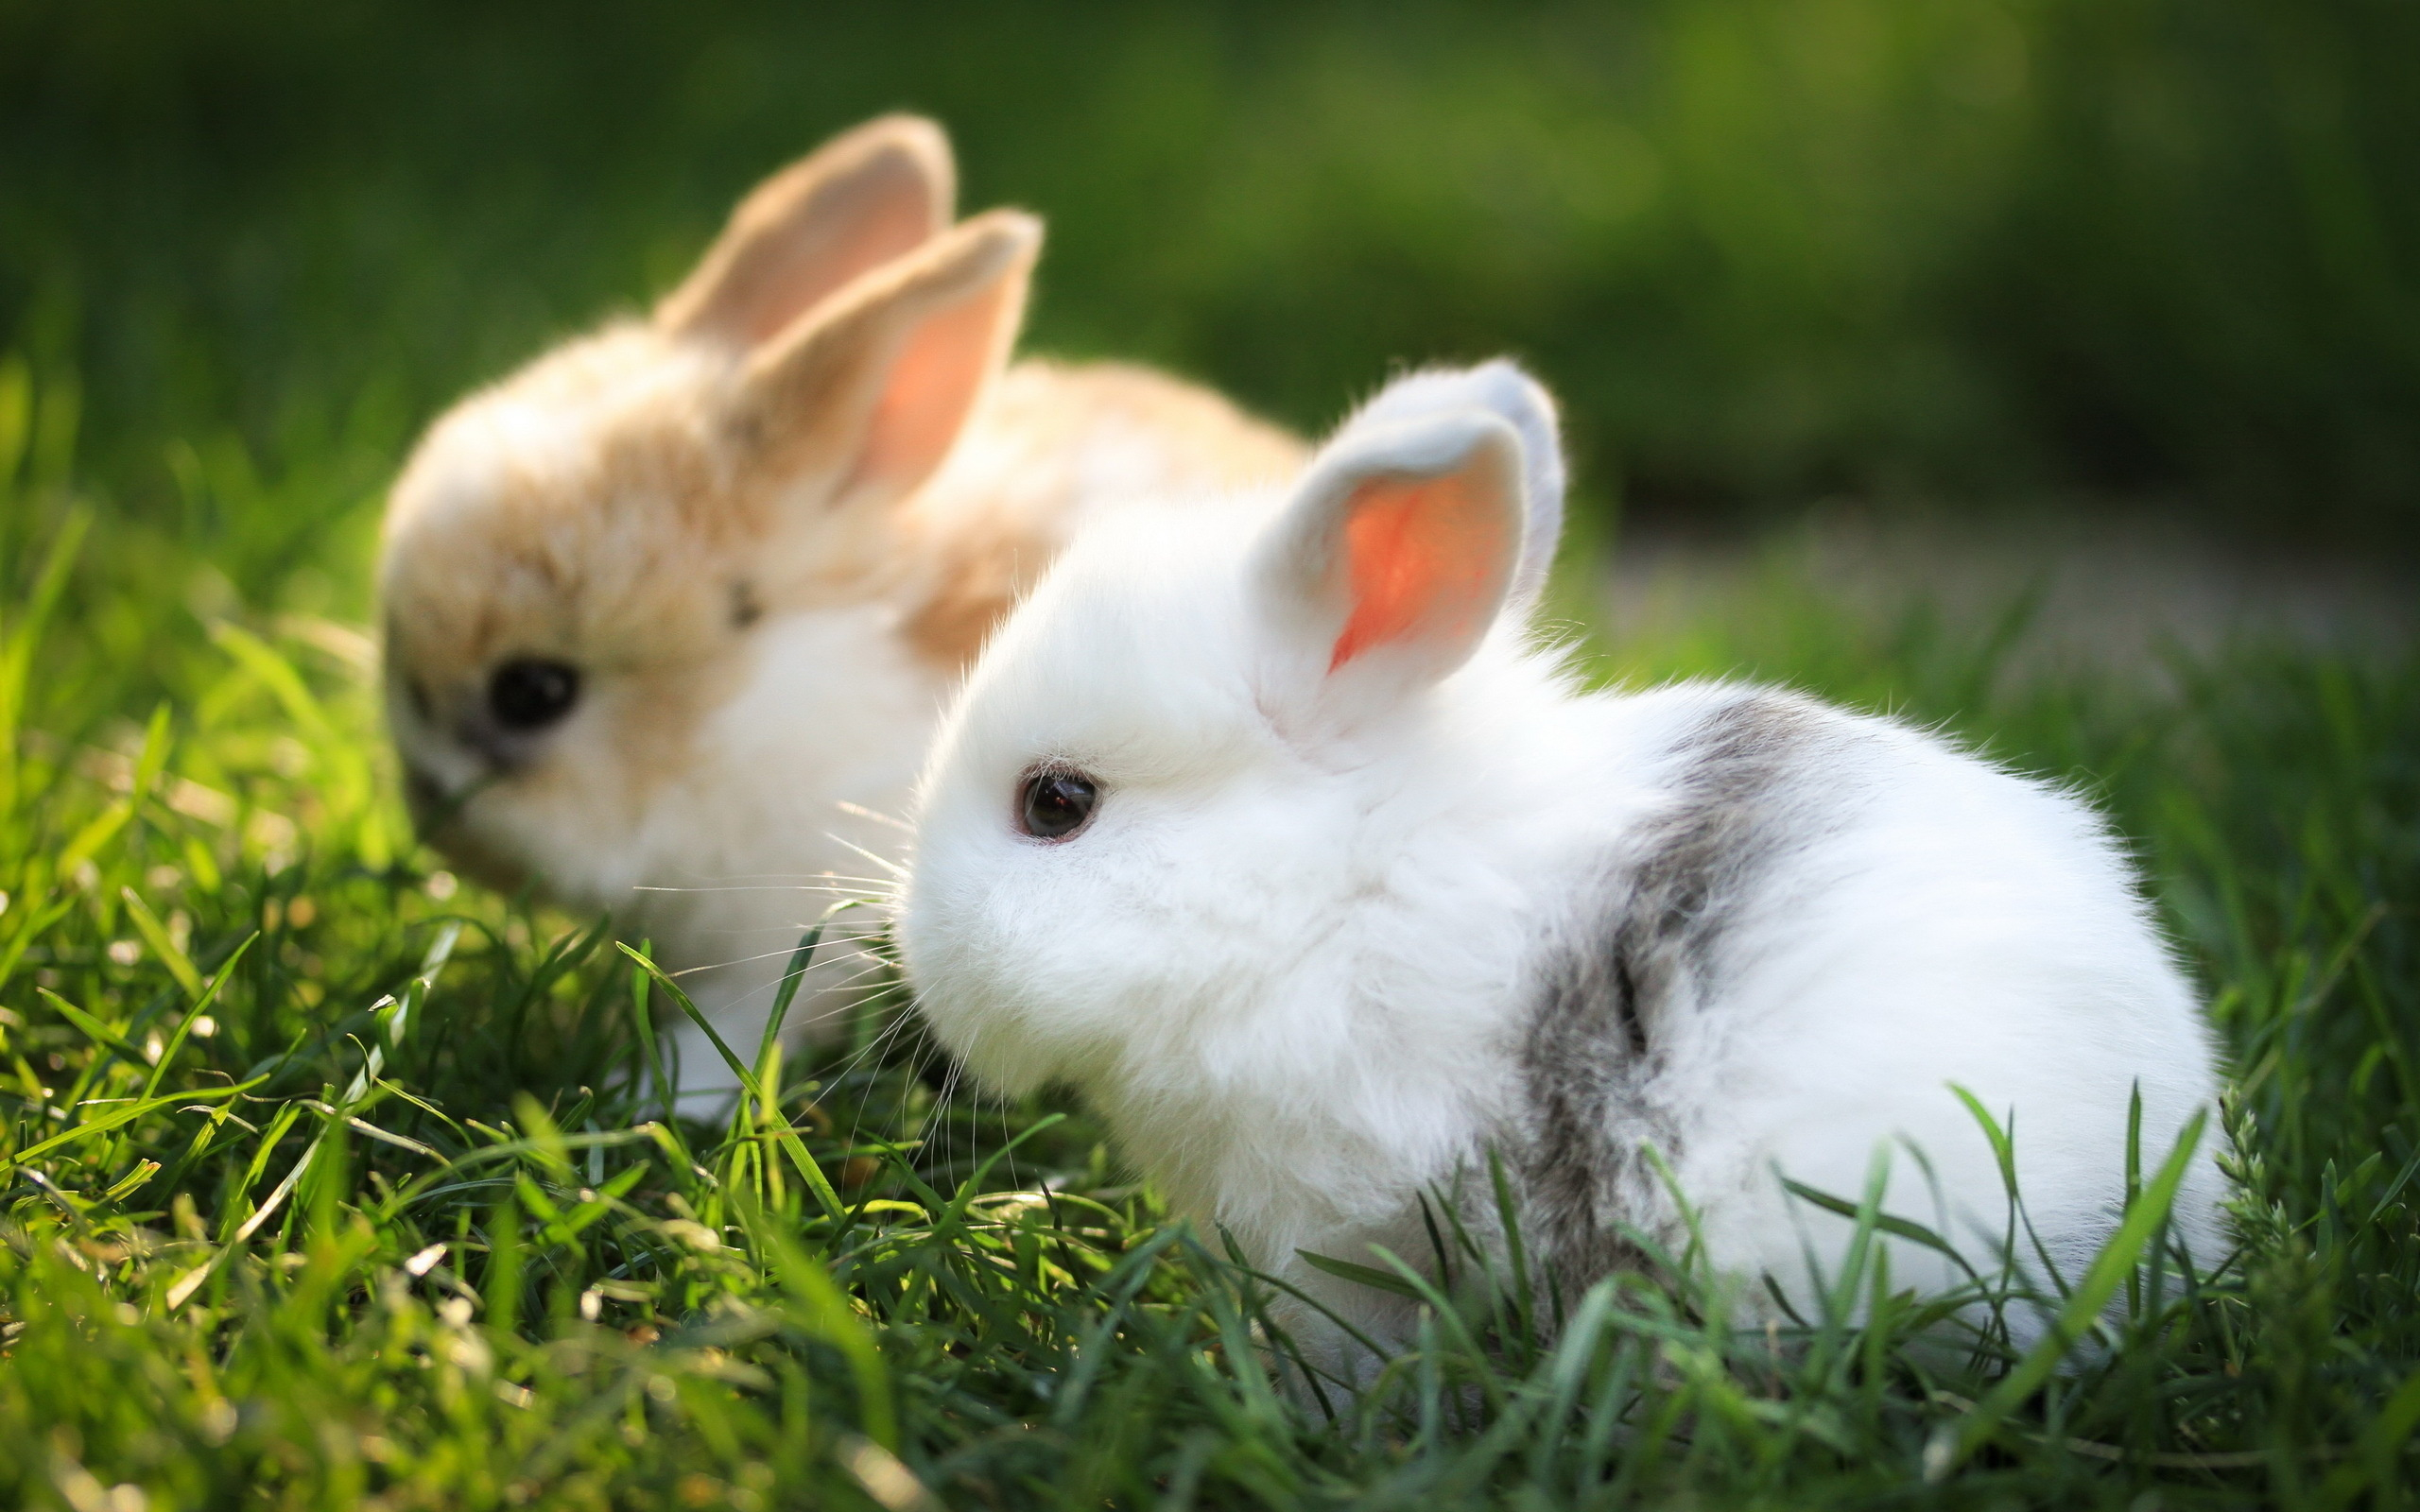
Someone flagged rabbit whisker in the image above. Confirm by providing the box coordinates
[629,881,885,894]
[833,799,915,833]
[666,931,888,971]
[823,833,909,881]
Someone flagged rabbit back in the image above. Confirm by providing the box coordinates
[1515,680,2225,1308]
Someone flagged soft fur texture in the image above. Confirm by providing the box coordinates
[379,116,1302,1101]
[900,360,2225,1369]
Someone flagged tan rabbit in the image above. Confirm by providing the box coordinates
[379,115,1303,1102]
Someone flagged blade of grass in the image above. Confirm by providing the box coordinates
[118,886,204,1001]
[1927,1109,2209,1479]
[619,943,845,1222]
[142,933,257,1098]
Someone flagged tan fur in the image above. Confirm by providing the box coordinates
[655,114,955,345]
[377,117,1304,1086]
[898,360,1305,666]
[383,329,745,845]
[383,332,1302,835]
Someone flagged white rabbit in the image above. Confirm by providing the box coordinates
[899,360,2225,1367]
[379,116,1302,1105]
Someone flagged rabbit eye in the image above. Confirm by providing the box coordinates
[489,658,581,731]
[1017,767,1098,841]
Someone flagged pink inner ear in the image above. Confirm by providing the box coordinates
[853,283,1008,497]
[1328,471,1510,671]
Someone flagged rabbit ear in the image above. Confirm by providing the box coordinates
[1331,360,1565,604]
[727,208,1042,513]
[1253,362,1563,697]
[656,115,956,347]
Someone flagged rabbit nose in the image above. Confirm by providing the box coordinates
[444,713,526,773]
[402,764,450,829]
[404,755,505,839]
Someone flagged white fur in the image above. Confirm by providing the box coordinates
[900,362,2226,1361]
[626,608,945,1093]
[387,587,943,1102]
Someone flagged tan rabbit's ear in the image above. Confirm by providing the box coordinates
[729,208,1042,513]
[655,114,956,347]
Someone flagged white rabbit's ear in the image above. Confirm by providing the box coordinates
[656,115,956,347]
[1330,360,1565,603]
[1253,363,1561,699]
[727,209,1041,512]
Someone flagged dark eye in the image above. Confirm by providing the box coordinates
[1017,767,1098,841]
[488,657,581,731]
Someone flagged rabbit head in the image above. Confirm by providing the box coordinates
[380,115,1040,921]
[901,363,1569,1224]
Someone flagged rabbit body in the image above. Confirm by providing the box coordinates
[900,362,2224,1360]
[379,118,1300,1098]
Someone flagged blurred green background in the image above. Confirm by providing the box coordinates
[6,0,2418,595]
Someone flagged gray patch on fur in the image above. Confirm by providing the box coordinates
[1513,690,1854,1297]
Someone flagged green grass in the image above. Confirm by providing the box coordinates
[3,342,2416,1508]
